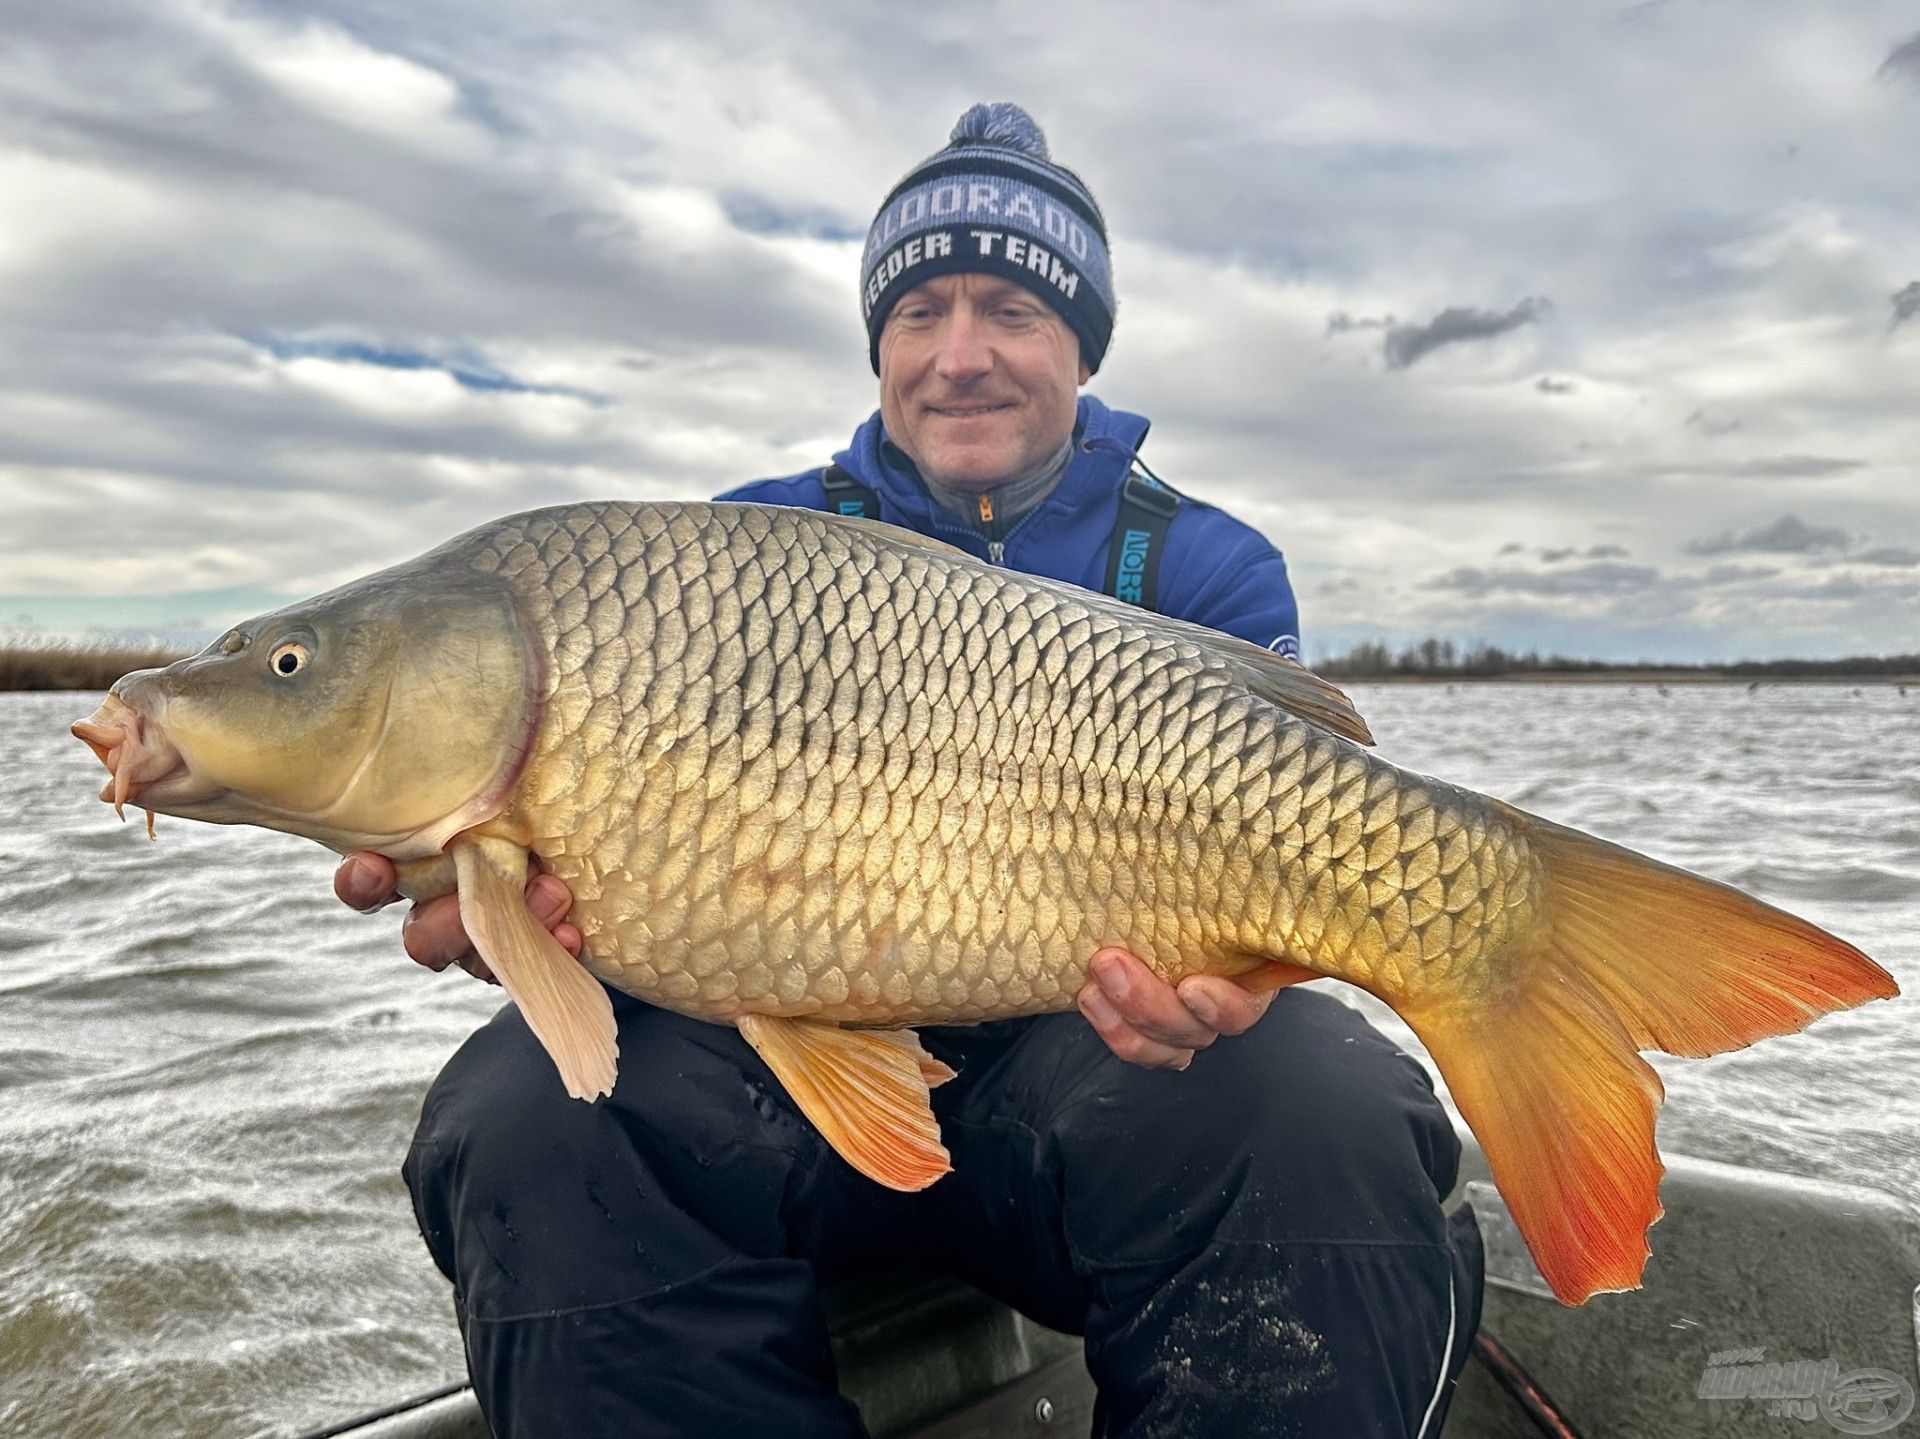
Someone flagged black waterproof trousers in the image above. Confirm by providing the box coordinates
[405,986,1483,1438]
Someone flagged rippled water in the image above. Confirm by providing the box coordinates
[2,683,1916,1437]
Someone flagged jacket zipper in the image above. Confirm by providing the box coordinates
[989,504,1051,567]
[979,494,1005,563]
[921,511,995,558]
[904,488,1053,568]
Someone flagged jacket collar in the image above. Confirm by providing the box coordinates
[833,395,1153,530]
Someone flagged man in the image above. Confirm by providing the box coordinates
[336,103,1482,1437]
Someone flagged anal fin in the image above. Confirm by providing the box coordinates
[737,1016,953,1192]
[452,836,617,1102]
[1233,959,1324,994]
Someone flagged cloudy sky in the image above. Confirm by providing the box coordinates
[2,0,1916,661]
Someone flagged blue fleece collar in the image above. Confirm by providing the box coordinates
[832,395,1152,530]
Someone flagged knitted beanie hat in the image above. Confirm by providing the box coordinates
[860,103,1115,374]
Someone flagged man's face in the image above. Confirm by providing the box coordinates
[878,273,1091,492]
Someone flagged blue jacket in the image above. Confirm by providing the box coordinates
[716,396,1301,657]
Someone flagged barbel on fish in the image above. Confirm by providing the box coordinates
[71,500,1896,1304]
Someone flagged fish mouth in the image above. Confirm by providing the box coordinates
[70,693,203,837]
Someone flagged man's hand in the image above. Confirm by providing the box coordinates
[333,851,582,985]
[1077,948,1274,1071]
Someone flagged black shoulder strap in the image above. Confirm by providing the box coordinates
[1103,470,1181,611]
[820,463,881,521]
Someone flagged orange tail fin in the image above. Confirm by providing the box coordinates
[1402,803,1897,1306]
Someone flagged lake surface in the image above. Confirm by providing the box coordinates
[1,683,1915,1437]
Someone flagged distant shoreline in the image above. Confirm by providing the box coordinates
[6,642,1917,694]
[1339,670,1920,686]
[0,645,188,693]
[1315,640,1920,687]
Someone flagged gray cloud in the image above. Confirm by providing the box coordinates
[1701,563,1780,585]
[1853,546,1920,567]
[1587,544,1630,559]
[1773,576,1874,602]
[1325,311,1394,336]
[1535,375,1575,394]
[1421,561,1660,598]
[1879,31,1920,85]
[1891,282,1920,333]
[1383,297,1551,370]
[720,193,865,242]
[254,336,609,403]
[1729,456,1867,480]
[1685,514,1851,556]
[1645,455,1866,481]
[1685,409,1742,436]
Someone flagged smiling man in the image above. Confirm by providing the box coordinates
[336,103,1482,1437]
[882,271,1087,506]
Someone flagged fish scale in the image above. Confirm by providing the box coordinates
[469,500,1532,1025]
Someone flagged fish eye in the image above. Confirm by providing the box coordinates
[268,640,311,677]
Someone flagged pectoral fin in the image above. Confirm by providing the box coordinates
[736,1016,955,1191]
[451,836,617,1102]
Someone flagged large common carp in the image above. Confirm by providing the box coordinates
[71,500,1896,1304]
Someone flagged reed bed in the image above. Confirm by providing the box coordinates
[0,642,189,692]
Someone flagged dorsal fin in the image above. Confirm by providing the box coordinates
[1215,644,1373,747]
[812,507,1372,746]
[1073,595,1374,745]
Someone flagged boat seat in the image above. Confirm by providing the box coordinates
[303,1266,1090,1439]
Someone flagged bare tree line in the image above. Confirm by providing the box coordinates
[1316,638,1920,681]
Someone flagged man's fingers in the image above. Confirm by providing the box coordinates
[393,868,578,979]
[1177,976,1277,1037]
[528,876,584,956]
[457,953,499,985]
[1077,983,1193,1071]
[1089,950,1218,1050]
[527,874,569,928]
[401,894,473,972]
[1078,950,1280,1070]
[334,851,400,912]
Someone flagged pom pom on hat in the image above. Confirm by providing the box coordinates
[948,102,1051,160]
